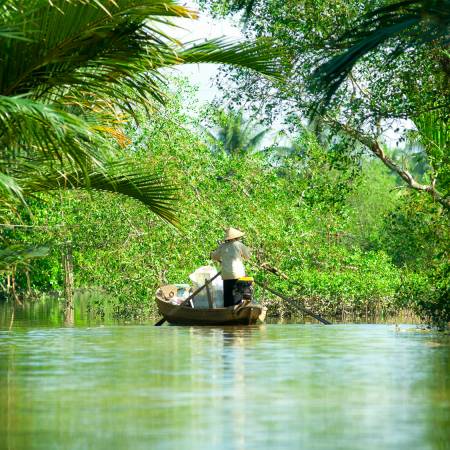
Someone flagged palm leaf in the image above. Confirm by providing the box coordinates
[413,110,449,153]
[312,0,450,106]
[0,244,50,272]
[0,172,24,204]
[408,110,449,182]
[0,1,281,107]
[0,0,283,226]
[206,109,271,155]
[0,0,283,169]
[24,161,180,226]
[0,95,105,172]
[245,128,270,152]
[177,38,283,80]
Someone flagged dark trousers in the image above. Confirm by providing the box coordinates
[223,279,239,307]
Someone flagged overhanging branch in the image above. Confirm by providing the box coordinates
[328,118,450,210]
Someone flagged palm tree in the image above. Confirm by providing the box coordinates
[0,0,282,212]
[0,0,283,270]
[205,109,270,155]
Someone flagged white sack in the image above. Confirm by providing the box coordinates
[189,266,223,309]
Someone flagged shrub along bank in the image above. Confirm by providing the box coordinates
[2,94,448,325]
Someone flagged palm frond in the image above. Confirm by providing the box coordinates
[177,38,284,80]
[312,0,450,106]
[206,108,271,155]
[412,109,449,153]
[0,0,284,226]
[0,95,106,174]
[0,25,31,41]
[0,244,50,272]
[0,171,24,204]
[0,0,283,162]
[245,128,270,152]
[0,1,280,111]
[0,0,36,40]
[0,1,194,104]
[24,161,179,226]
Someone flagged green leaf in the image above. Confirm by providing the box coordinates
[0,244,50,271]
[24,161,180,226]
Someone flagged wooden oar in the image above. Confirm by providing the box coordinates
[154,271,222,326]
[254,280,331,325]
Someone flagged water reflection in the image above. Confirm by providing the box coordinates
[0,305,449,449]
[0,294,119,330]
[180,326,263,450]
[221,328,257,450]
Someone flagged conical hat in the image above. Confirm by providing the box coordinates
[224,227,244,241]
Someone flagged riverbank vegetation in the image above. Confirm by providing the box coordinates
[2,83,448,324]
[0,0,448,327]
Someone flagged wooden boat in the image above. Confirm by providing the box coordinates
[155,285,267,326]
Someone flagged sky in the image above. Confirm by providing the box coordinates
[166,1,243,105]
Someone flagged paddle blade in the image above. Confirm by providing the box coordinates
[154,318,166,326]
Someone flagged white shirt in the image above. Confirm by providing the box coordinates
[211,241,251,280]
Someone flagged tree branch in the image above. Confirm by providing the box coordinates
[328,118,450,210]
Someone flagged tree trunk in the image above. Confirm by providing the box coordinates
[62,241,74,325]
[8,306,15,331]
[6,274,10,295]
[11,266,22,306]
[25,269,32,297]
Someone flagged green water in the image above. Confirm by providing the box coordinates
[0,302,449,450]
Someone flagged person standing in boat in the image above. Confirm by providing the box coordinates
[211,227,251,307]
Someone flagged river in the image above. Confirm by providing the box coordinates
[0,300,449,450]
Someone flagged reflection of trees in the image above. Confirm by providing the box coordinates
[0,336,21,449]
[1,323,448,449]
[222,328,250,449]
[187,326,261,449]
[422,337,450,449]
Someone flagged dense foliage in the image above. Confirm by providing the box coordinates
[200,0,450,209]
[0,0,448,327]
[197,0,450,325]
[2,84,447,324]
[0,0,283,288]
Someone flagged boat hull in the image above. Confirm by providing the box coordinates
[155,294,266,326]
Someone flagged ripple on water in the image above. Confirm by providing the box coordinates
[0,323,449,450]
